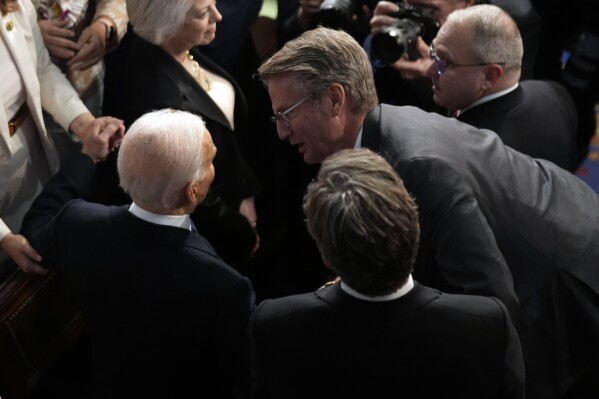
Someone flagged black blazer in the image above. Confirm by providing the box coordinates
[251,282,524,399]
[362,104,599,398]
[458,80,577,171]
[21,154,255,399]
[96,28,260,265]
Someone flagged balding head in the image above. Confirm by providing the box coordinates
[118,109,211,212]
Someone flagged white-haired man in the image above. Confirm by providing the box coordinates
[21,109,254,398]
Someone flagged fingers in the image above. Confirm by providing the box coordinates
[20,260,49,275]
[415,36,430,56]
[38,19,77,59]
[299,0,323,14]
[81,117,125,162]
[68,25,106,70]
[0,234,47,275]
[373,1,400,16]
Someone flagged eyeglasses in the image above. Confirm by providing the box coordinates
[270,97,309,126]
[429,44,504,76]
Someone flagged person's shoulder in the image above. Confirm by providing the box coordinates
[428,291,510,325]
[254,288,331,322]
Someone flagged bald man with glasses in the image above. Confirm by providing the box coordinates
[427,5,577,171]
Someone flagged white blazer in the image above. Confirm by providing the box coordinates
[0,0,88,239]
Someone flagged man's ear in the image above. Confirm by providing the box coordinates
[321,254,334,270]
[326,83,345,117]
[184,181,197,205]
[483,64,504,90]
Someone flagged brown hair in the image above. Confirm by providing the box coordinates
[304,148,420,296]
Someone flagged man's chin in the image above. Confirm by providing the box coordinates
[302,151,323,165]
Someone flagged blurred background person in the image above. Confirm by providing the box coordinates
[427,5,577,171]
[0,0,123,280]
[98,0,260,266]
[33,0,128,159]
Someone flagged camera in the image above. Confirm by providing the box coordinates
[370,4,440,65]
[316,0,368,31]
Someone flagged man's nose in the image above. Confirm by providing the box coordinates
[276,125,291,141]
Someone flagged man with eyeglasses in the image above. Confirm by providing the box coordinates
[368,0,541,109]
[427,5,577,171]
[257,26,599,399]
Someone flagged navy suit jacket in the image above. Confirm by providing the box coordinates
[251,282,524,399]
[21,154,255,399]
[362,104,599,398]
[458,80,577,171]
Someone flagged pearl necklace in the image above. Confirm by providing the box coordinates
[185,51,213,92]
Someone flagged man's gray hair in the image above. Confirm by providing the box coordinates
[118,109,206,211]
[303,148,420,296]
[258,27,379,115]
[447,4,523,75]
[126,0,194,45]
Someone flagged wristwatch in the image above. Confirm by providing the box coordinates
[95,18,115,44]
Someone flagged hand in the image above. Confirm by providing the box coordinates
[370,1,400,35]
[67,22,107,71]
[297,0,325,29]
[391,37,432,80]
[38,19,78,60]
[81,117,126,163]
[239,197,257,227]
[0,233,47,274]
[69,112,96,142]
[239,197,260,255]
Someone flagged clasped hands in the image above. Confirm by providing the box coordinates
[1,117,125,275]
[38,18,110,71]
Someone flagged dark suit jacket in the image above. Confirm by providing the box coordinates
[251,282,524,399]
[97,28,260,265]
[458,80,577,171]
[362,104,599,398]
[21,154,255,399]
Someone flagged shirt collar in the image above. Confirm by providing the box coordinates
[128,202,192,231]
[340,274,414,302]
[461,83,519,114]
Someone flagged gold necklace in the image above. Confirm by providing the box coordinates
[185,51,213,92]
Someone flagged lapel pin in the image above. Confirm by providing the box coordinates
[6,20,14,31]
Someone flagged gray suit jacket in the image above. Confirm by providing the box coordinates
[362,104,599,398]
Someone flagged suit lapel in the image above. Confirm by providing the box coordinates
[459,85,524,123]
[155,45,231,130]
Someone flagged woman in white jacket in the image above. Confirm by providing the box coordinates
[0,0,123,276]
